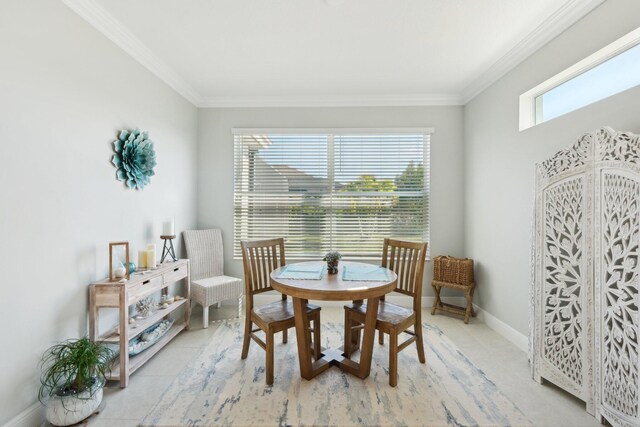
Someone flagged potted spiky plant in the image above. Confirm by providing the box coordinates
[39,337,115,426]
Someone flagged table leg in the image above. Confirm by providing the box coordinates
[292,297,313,380]
[292,297,333,380]
[290,294,382,381]
[89,287,98,341]
[357,297,380,378]
[119,288,129,387]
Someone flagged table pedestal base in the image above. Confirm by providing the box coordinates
[292,296,380,380]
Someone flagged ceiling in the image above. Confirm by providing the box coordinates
[64,0,604,107]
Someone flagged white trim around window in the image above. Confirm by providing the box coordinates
[232,128,433,260]
[519,26,640,131]
[232,127,435,136]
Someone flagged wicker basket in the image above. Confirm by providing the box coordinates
[433,256,474,286]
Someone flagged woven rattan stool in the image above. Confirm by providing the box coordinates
[431,256,476,324]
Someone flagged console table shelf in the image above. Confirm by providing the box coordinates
[89,259,191,387]
[102,298,189,343]
[107,321,187,380]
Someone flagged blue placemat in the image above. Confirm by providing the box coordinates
[342,265,390,281]
[276,264,325,280]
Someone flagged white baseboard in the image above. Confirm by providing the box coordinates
[473,305,528,352]
[253,294,528,353]
[2,402,43,427]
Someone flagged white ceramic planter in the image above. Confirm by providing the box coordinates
[45,379,103,426]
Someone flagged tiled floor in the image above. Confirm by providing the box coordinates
[90,303,600,427]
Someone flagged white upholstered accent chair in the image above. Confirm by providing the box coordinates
[183,229,243,328]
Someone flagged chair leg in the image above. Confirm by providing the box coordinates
[353,324,362,353]
[351,300,363,353]
[241,317,252,359]
[313,315,321,361]
[305,320,313,354]
[238,295,243,318]
[351,316,362,353]
[344,310,351,358]
[266,331,274,385]
[379,330,385,345]
[415,320,426,364]
[283,328,288,344]
[389,329,398,387]
[203,305,209,329]
[344,312,362,356]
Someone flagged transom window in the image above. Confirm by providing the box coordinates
[233,128,432,259]
[520,26,640,130]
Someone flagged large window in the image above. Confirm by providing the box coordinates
[233,128,431,259]
[519,26,640,131]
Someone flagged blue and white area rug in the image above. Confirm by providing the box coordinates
[142,321,530,426]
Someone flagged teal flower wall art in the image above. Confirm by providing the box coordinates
[112,128,157,190]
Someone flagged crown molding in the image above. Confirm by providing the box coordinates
[198,94,463,108]
[63,0,603,109]
[461,0,605,104]
[61,0,202,106]
[57,0,460,108]
[61,0,460,108]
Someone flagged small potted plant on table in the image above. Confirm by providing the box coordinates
[39,337,115,426]
[323,251,342,274]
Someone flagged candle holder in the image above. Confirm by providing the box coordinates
[160,235,177,263]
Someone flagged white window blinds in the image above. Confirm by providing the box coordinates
[233,129,431,259]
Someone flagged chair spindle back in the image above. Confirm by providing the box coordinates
[381,238,428,310]
[241,238,286,309]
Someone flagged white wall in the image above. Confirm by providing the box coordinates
[197,106,465,289]
[464,0,640,335]
[0,1,198,424]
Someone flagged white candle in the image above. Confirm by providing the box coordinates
[146,249,156,269]
[162,218,175,236]
[138,250,147,269]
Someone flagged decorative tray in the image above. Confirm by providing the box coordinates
[106,318,175,357]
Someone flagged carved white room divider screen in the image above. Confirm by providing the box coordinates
[532,128,640,427]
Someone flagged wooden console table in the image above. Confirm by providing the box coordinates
[89,259,191,387]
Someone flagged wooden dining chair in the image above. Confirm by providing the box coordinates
[240,238,322,385]
[343,238,427,386]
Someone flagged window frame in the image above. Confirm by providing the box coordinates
[519,26,640,131]
[231,127,433,260]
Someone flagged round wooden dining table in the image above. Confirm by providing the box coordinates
[270,260,397,380]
